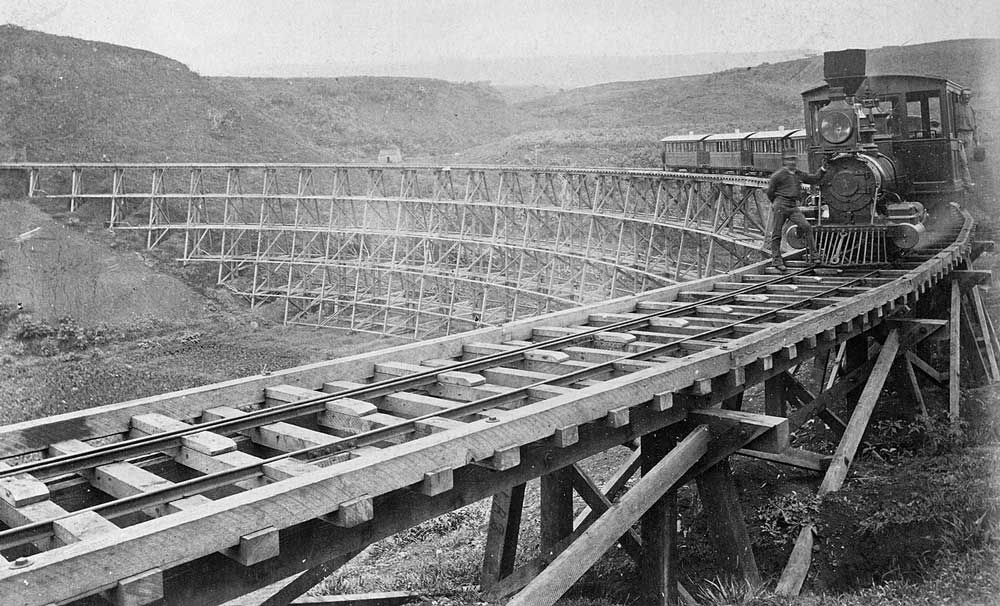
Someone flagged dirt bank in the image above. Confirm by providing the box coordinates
[0,198,206,325]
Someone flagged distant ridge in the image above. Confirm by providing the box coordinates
[451,38,1000,166]
[234,49,815,89]
[517,38,1000,132]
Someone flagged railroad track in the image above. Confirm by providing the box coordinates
[0,207,976,606]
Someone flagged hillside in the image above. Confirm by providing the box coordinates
[522,38,1000,131]
[0,199,206,324]
[0,25,335,162]
[3,27,996,168]
[209,76,521,161]
[457,38,1000,166]
[0,25,528,164]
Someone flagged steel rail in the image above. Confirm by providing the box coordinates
[0,265,891,551]
[0,267,825,481]
[0,162,769,180]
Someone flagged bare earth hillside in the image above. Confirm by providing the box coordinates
[0,199,205,325]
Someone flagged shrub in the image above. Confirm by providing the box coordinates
[864,414,968,459]
[14,318,55,340]
[756,492,821,547]
[11,315,106,352]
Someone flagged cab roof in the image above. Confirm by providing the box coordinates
[801,73,964,97]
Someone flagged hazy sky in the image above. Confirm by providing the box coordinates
[1,0,998,75]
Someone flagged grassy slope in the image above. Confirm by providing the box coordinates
[210,76,522,161]
[521,39,1000,130]
[455,38,1000,166]
[4,27,996,168]
[0,25,524,164]
[0,24,331,162]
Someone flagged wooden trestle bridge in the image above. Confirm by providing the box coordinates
[0,163,996,606]
[13,163,768,338]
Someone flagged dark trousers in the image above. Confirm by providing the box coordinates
[769,198,816,260]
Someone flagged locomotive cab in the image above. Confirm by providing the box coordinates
[803,67,971,204]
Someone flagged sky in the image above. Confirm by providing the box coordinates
[1,0,998,78]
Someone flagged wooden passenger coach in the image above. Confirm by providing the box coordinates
[660,132,709,170]
[704,131,753,170]
[747,129,808,172]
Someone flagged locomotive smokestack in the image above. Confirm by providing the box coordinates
[824,48,867,97]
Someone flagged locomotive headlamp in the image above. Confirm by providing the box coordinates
[819,111,854,144]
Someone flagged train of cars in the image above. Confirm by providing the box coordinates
[660,48,984,265]
[661,128,809,175]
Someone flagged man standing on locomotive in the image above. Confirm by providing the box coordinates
[766,151,827,270]
[956,89,977,190]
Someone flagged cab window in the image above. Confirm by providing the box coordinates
[905,91,942,139]
[948,92,961,137]
[866,96,899,137]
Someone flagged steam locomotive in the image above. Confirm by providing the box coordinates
[661,49,984,265]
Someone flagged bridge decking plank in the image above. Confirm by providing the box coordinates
[0,341,744,604]
[0,259,789,459]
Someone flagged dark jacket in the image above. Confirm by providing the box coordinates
[956,103,976,133]
[766,167,825,203]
